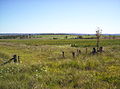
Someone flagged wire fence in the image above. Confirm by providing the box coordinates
[0,37,120,65]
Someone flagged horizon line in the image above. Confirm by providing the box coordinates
[0,32,120,35]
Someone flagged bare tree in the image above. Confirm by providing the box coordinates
[96,27,102,52]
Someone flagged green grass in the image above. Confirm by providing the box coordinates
[0,39,120,89]
[0,39,119,47]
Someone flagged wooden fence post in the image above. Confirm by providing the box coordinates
[76,49,81,56]
[18,56,20,63]
[62,51,65,58]
[98,46,104,53]
[91,48,97,55]
[72,52,75,58]
[13,55,17,63]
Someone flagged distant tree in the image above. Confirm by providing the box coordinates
[53,37,58,39]
[77,35,83,39]
[96,27,102,51]
[65,36,68,39]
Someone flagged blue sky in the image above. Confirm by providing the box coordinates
[0,0,120,34]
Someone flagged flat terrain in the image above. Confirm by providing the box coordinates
[0,38,120,89]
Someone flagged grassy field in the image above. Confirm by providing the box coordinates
[0,39,120,47]
[0,38,120,89]
[1,34,120,39]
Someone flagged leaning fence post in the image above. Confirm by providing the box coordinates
[13,55,17,63]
